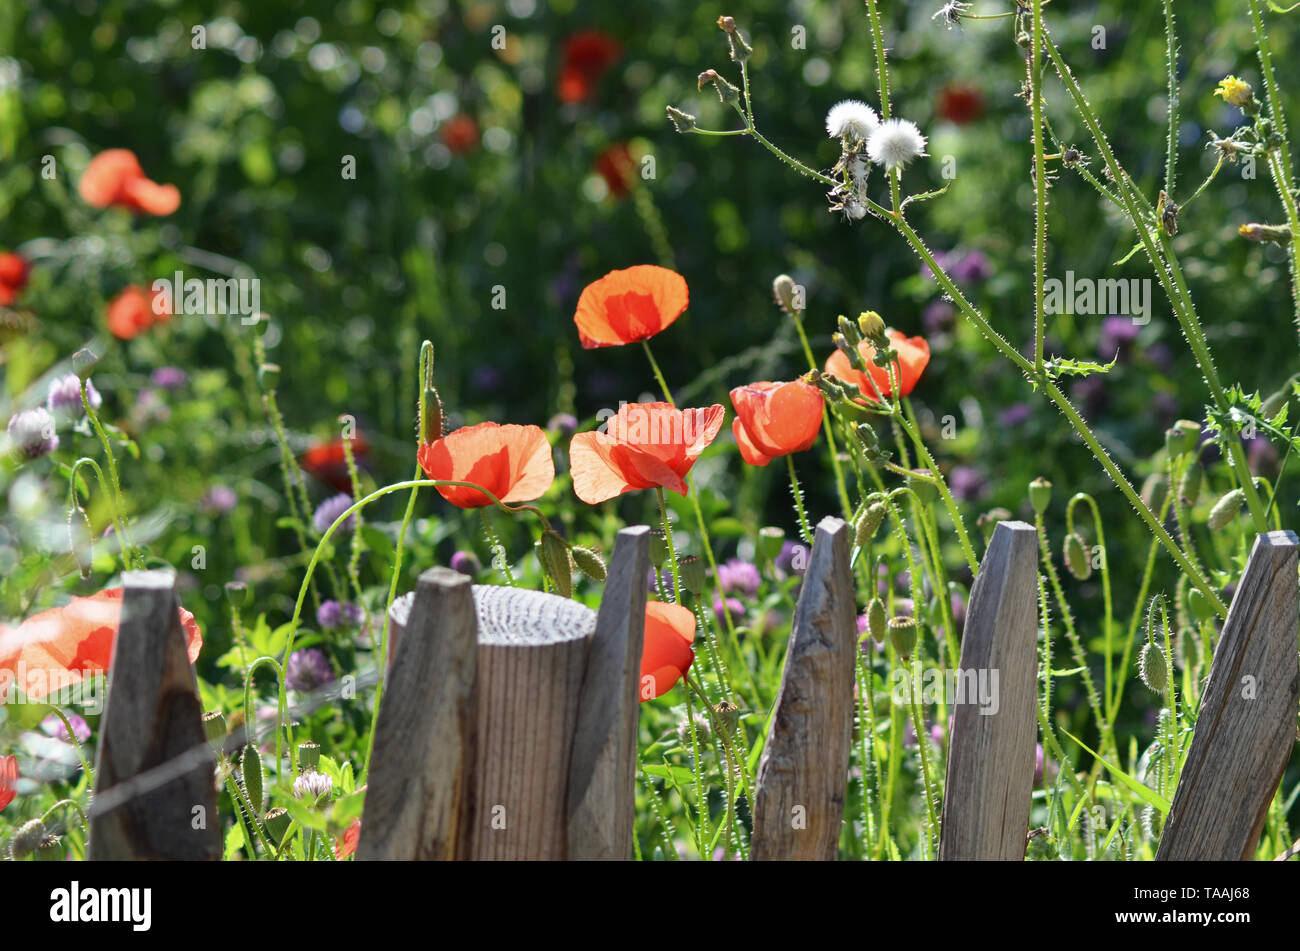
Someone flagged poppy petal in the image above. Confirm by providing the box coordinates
[573,265,688,348]
[732,416,774,467]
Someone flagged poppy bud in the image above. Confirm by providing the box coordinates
[1207,488,1245,530]
[263,807,291,845]
[1064,532,1091,580]
[298,741,320,773]
[1165,420,1200,458]
[772,274,800,315]
[865,597,887,643]
[540,530,574,598]
[1179,463,1202,503]
[855,503,886,546]
[697,69,741,106]
[419,385,444,446]
[35,835,63,861]
[241,745,264,815]
[887,615,917,658]
[679,554,706,595]
[1139,642,1167,693]
[9,819,47,859]
[202,710,227,752]
[572,545,607,582]
[757,526,785,564]
[225,580,251,608]
[666,106,697,133]
[1187,587,1217,624]
[677,712,711,746]
[977,507,1012,543]
[648,529,670,568]
[72,347,99,382]
[713,699,740,735]
[67,506,93,580]
[257,363,280,390]
[1141,472,1168,514]
[1028,477,1052,516]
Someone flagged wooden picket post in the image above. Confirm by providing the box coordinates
[937,520,1039,861]
[88,570,220,861]
[751,516,856,861]
[359,526,649,860]
[1156,530,1300,861]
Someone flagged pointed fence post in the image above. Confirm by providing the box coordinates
[751,516,856,861]
[1156,530,1300,861]
[88,570,220,861]
[937,520,1039,861]
[567,526,650,860]
[358,567,478,860]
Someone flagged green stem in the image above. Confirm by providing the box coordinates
[657,487,682,604]
[786,454,812,543]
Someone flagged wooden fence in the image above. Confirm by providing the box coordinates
[81,523,1298,861]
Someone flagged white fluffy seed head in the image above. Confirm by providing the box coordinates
[867,118,928,171]
[825,99,880,141]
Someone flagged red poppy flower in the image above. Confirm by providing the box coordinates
[558,30,621,103]
[336,817,361,859]
[0,252,29,306]
[730,379,825,467]
[106,285,171,340]
[0,589,203,703]
[79,149,181,216]
[299,432,371,493]
[936,84,984,125]
[594,143,636,198]
[441,115,479,155]
[569,401,724,503]
[0,755,16,812]
[417,421,555,509]
[824,330,931,400]
[573,265,688,349]
[640,601,695,700]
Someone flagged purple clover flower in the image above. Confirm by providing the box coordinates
[46,374,101,418]
[41,712,91,743]
[450,551,482,576]
[317,600,363,631]
[150,367,189,389]
[547,413,578,437]
[312,493,355,535]
[713,596,746,628]
[717,558,760,597]
[201,485,238,514]
[285,648,335,693]
[775,540,808,577]
[7,407,58,459]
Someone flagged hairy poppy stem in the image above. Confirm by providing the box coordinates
[656,487,682,604]
[786,454,812,543]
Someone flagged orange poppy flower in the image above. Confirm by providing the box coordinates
[79,149,181,216]
[573,265,688,349]
[557,30,622,103]
[441,115,479,155]
[336,817,361,859]
[640,601,695,700]
[569,401,724,503]
[594,143,637,198]
[0,252,29,306]
[106,285,171,340]
[824,330,930,400]
[0,588,203,702]
[730,379,825,467]
[299,432,371,493]
[0,755,16,812]
[417,421,555,509]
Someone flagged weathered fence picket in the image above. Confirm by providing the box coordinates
[88,570,220,861]
[1156,530,1300,861]
[751,516,856,861]
[359,525,649,860]
[937,520,1039,861]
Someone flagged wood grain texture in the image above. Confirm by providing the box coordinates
[1156,530,1300,861]
[88,571,220,861]
[752,516,856,861]
[567,526,650,860]
[938,520,1039,862]
[466,585,597,859]
[358,568,478,860]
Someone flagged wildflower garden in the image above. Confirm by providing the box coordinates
[3,0,1300,872]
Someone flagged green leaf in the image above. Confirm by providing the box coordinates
[1062,729,1171,813]
[643,764,695,784]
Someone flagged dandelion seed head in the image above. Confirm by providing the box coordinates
[825,99,880,142]
[867,118,928,172]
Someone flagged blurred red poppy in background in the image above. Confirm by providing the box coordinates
[730,379,824,467]
[417,421,555,508]
[558,30,621,103]
[79,149,181,216]
[569,401,724,502]
[106,284,170,340]
[640,601,695,700]
[336,817,361,859]
[0,588,203,702]
[825,330,931,400]
[0,755,16,812]
[0,252,30,306]
[595,143,637,198]
[441,114,479,154]
[573,265,688,349]
[935,84,984,124]
[299,432,370,493]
